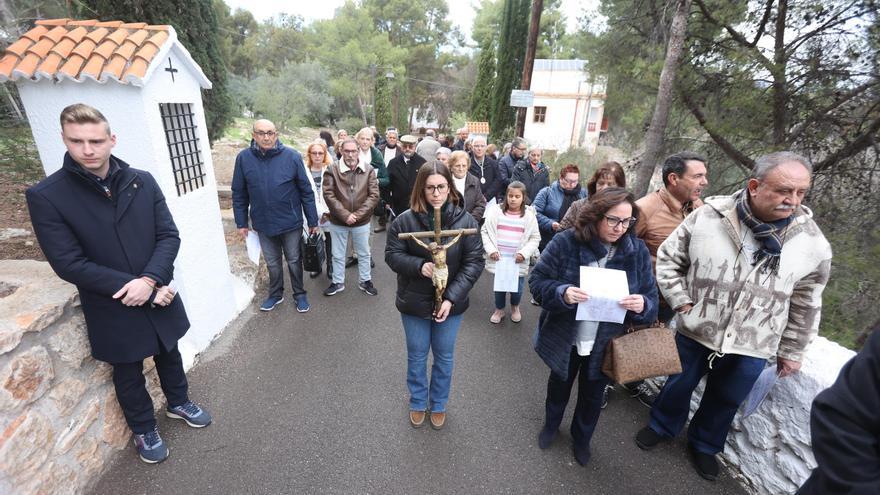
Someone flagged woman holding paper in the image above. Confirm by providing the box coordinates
[481,181,541,324]
[385,162,485,430]
[528,187,658,466]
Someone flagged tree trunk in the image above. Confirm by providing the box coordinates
[515,0,543,138]
[631,0,692,198]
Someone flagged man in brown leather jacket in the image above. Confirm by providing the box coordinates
[628,151,708,406]
[322,138,380,296]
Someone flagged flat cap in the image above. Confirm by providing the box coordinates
[399,134,418,144]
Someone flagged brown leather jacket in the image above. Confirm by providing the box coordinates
[322,161,380,227]
[635,188,703,265]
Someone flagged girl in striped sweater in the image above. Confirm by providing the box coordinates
[481,181,542,324]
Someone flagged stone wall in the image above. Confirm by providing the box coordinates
[0,260,169,494]
[650,336,856,494]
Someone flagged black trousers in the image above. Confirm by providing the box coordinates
[544,346,610,449]
[111,342,189,434]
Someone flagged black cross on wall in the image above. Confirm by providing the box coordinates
[165,58,178,82]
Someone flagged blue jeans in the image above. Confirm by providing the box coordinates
[258,229,305,298]
[401,313,463,413]
[328,223,371,284]
[544,346,610,450]
[649,333,767,454]
[494,276,525,309]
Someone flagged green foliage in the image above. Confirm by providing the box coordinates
[0,125,42,183]
[491,0,530,140]
[374,72,394,132]
[447,111,467,131]
[470,40,496,122]
[79,0,233,142]
[250,62,333,130]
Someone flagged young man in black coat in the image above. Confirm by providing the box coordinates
[26,104,211,464]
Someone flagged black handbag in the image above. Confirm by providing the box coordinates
[301,232,324,272]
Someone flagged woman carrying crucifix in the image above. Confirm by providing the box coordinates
[385,161,484,430]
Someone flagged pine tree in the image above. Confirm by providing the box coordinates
[491,0,530,139]
[470,38,496,122]
[80,0,233,142]
[374,72,393,133]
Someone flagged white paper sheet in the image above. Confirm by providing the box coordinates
[575,266,629,323]
[246,231,261,265]
[742,365,779,417]
[493,255,520,292]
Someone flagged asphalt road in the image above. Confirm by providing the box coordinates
[91,230,748,495]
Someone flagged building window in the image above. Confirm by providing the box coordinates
[159,103,205,196]
[533,106,547,123]
[588,122,596,132]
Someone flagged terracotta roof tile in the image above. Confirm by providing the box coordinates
[102,55,127,80]
[94,40,119,59]
[62,26,89,44]
[12,53,40,78]
[36,52,63,77]
[122,57,149,81]
[58,54,86,78]
[148,31,169,46]
[71,38,97,59]
[3,18,174,84]
[81,54,106,80]
[127,29,150,46]
[42,25,69,43]
[35,19,70,26]
[134,42,159,62]
[86,27,109,44]
[106,29,128,45]
[0,55,20,78]
[51,38,77,58]
[26,38,55,58]
[116,41,139,60]
[5,38,34,57]
[21,25,48,42]
[466,122,491,134]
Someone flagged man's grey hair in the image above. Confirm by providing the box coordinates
[471,135,487,145]
[512,137,527,149]
[426,129,436,138]
[751,151,813,180]
[385,128,398,137]
[339,137,358,150]
[436,147,451,157]
[661,151,706,187]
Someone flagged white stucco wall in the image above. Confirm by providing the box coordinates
[522,63,605,153]
[17,45,246,369]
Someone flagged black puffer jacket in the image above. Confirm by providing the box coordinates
[385,202,484,318]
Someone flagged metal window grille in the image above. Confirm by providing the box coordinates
[533,106,547,123]
[159,103,205,196]
[588,122,597,132]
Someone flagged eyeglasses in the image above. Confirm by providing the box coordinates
[341,148,359,154]
[516,147,527,152]
[560,177,579,186]
[309,151,325,155]
[604,215,636,229]
[424,183,449,194]
[254,131,276,137]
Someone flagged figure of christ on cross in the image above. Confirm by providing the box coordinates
[398,206,478,314]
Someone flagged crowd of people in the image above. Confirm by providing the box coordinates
[30,106,869,493]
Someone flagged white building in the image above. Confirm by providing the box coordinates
[523,59,606,154]
[0,18,251,368]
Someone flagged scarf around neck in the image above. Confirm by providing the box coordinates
[735,189,791,275]
[559,184,582,221]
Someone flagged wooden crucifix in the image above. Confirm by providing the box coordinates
[398,206,478,313]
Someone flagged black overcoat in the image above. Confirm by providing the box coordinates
[26,153,189,364]
[386,153,426,216]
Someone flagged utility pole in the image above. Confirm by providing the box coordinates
[515,0,543,138]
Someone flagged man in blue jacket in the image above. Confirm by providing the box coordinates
[232,119,319,313]
[27,104,211,464]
